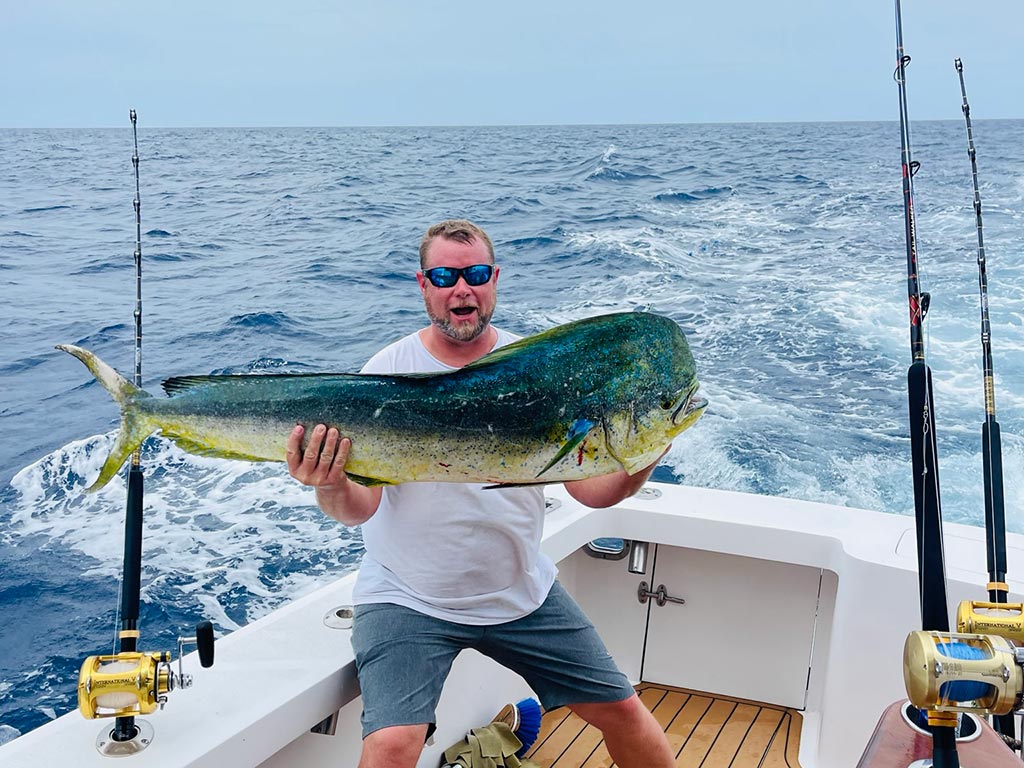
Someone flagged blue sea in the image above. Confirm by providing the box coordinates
[1,121,1023,742]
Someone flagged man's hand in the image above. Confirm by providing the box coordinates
[285,424,382,525]
[286,424,351,489]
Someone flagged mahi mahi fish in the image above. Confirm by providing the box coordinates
[58,311,707,492]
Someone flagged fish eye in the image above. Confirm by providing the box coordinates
[661,388,687,410]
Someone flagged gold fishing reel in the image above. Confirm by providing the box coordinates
[957,599,1024,641]
[903,630,1024,716]
[78,622,215,720]
[78,651,173,719]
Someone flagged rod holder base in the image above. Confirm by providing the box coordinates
[95,719,154,756]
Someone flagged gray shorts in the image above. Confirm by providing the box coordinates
[351,580,634,737]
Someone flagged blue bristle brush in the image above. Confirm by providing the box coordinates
[513,697,542,757]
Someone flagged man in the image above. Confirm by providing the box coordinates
[286,220,675,768]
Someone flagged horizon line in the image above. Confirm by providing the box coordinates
[3,116,1023,130]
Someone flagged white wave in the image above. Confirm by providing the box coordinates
[663,409,754,493]
[823,453,913,515]
[7,435,362,630]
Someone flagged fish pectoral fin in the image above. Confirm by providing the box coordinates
[536,418,596,478]
[345,472,393,487]
[619,445,669,476]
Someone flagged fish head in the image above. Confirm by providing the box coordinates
[602,314,707,474]
[663,380,709,432]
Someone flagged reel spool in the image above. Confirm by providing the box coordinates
[78,622,215,720]
[903,630,1024,716]
[957,600,1024,641]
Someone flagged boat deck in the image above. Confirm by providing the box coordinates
[524,683,802,768]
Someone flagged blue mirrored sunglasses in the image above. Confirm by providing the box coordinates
[422,264,494,288]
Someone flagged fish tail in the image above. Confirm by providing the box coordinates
[56,344,154,492]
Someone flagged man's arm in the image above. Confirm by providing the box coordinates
[563,448,669,509]
[286,424,383,526]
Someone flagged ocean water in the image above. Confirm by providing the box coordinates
[1,121,1023,741]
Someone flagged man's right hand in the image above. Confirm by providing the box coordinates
[286,423,351,489]
[285,424,383,526]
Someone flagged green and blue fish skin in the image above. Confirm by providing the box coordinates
[57,311,707,492]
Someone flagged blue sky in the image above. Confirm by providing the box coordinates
[3,1,1021,128]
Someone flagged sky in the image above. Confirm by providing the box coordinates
[2,0,1022,128]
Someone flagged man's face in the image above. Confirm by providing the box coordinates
[417,236,499,342]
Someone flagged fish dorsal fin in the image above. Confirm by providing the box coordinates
[161,370,443,397]
[162,376,223,396]
[461,335,533,370]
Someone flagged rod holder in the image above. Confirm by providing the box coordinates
[628,541,650,575]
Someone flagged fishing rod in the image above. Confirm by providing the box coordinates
[894,1,950,638]
[109,107,147,745]
[76,111,214,755]
[953,58,1008,606]
[893,2,958,766]
[951,56,1020,750]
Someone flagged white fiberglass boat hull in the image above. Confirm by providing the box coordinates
[3,482,1021,767]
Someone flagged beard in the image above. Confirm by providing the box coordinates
[427,304,493,342]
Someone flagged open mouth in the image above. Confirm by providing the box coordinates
[672,385,708,424]
[451,307,476,317]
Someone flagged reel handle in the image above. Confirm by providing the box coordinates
[179,620,216,669]
[197,621,215,668]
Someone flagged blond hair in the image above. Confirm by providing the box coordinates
[419,219,495,268]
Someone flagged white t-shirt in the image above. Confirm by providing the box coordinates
[352,327,557,624]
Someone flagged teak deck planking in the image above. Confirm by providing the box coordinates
[524,683,802,768]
